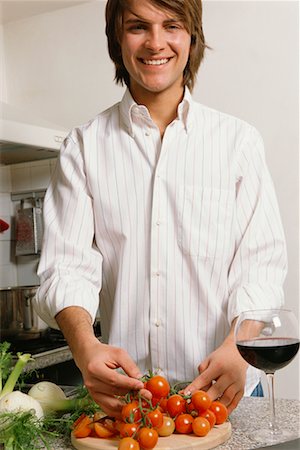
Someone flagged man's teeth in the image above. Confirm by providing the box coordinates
[143,58,169,65]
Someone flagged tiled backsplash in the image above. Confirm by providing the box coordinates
[0,158,57,288]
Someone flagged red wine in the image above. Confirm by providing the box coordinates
[237,337,299,373]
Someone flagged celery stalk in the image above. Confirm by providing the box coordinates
[0,353,31,399]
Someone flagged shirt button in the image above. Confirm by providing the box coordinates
[145,131,150,136]
[155,320,161,327]
[156,221,160,226]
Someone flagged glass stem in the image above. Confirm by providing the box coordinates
[266,372,277,433]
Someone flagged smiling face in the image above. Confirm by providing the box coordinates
[121,0,191,102]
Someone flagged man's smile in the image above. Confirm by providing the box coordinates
[139,57,172,66]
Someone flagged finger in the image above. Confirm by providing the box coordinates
[226,390,244,415]
[139,388,152,401]
[113,349,144,381]
[183,365,218,396]
[198,358,210,373]
[212,382,239,408]
[110,369,144,392]
[86,369,143,396]
[90,391,124,419]
[205,375,232,401]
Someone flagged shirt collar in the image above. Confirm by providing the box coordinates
[119,87,195,137]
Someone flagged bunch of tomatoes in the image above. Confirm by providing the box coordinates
[72,374,228,450]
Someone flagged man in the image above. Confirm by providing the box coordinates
[34,0,287,418]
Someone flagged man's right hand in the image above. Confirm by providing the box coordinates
[76,339,149,417]
[55,306,149,417]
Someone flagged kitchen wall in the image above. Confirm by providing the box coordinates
[2,1,123,129]
[0,165,16,287]
[0,158,56,287]
[0,1,298,399]
[0,24,8,102]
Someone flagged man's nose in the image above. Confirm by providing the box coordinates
[145,28,165,52]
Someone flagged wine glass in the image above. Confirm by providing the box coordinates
[234,308,299,445]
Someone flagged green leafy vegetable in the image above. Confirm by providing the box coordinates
[0,410,59,450]
[0,342,12,392]
[0,343,104,448]
[0,353,32,399]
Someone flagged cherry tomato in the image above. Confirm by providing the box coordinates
[209,401,228,425]
[191,390,212,412]
[175,413,194,434]
[94,422,115,438]
[167,394,186,417]
[72,413,87,430]
[118,437,140,450]
[146,408,164,428]
[200,409,216,429]
[150,397,160,407]
[119,422,139,438]
[121,401,142,423]
[138,427,159,449]
[100,417,118,434]
[73,415,93,438]
[156,415,175,437]
[158,397,168,412]
[115,419,123,432]
[186,400,198,416]
[192,416,210,437]
[145,375,170,399]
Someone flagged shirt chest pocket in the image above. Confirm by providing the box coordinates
[177,186,234,258]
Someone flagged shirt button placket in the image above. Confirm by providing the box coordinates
[149,153,164,370]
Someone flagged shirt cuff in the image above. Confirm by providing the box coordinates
[227,283,284,325]
[33,276,100,330]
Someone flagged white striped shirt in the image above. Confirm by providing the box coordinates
[35,88,287,395]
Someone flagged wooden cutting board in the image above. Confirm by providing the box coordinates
[71,421,231,450]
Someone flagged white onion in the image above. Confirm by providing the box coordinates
[0,391,44,420]
[28,381,67,415]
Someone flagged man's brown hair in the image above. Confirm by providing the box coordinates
[105,0,206,91]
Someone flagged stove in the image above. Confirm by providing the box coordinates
[7,328,68,355]
[6,321,101,356]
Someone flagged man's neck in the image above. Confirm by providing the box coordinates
[130,86,185,138]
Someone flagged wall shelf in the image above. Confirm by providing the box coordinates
[11,189,46,202]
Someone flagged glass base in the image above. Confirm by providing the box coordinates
[248,427,299,446]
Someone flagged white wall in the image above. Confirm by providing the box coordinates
[197,1,299,402]
[1,1,299,399]
[3,1,123,129]
[0,24,8,102]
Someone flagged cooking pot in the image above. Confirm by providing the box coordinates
[0,286,48,339]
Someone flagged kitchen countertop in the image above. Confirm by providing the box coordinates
[24,335,103,371]
[25,345,74,371]
[48,397,300,450]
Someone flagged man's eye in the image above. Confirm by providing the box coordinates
[165,22,182,31]
[128,24,147,31]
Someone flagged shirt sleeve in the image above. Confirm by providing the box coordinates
[34,131,103,329]
[227,126,287,324]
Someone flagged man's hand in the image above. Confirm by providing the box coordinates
[55,306,150,418]
[183,336,248,415]
[76,339,150,417]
